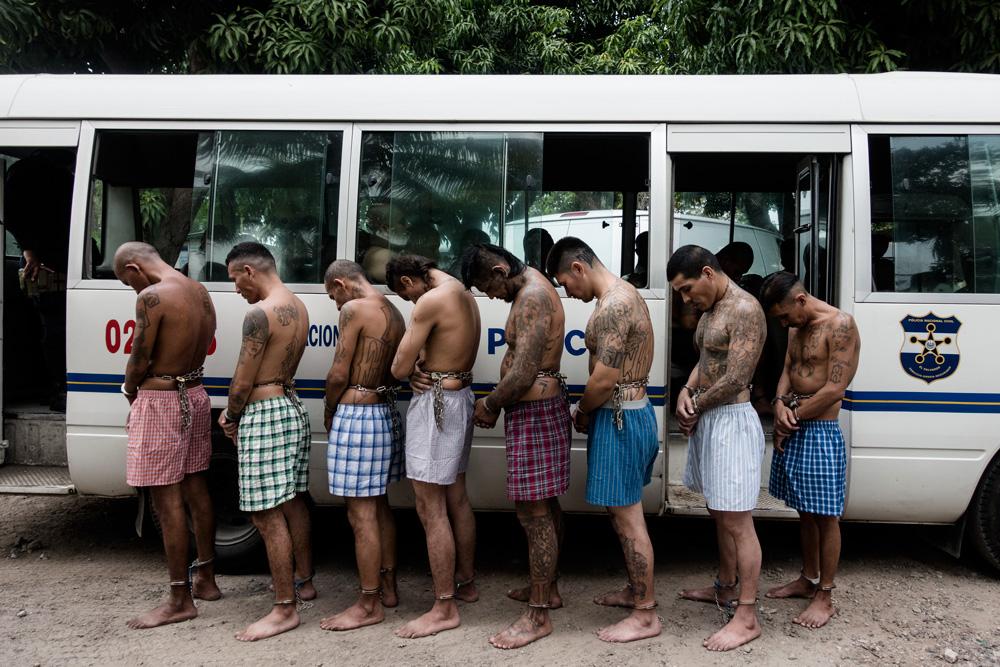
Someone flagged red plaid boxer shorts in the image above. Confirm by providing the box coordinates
[126,386,211,487]
[504,394,572,501]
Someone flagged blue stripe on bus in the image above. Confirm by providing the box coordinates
[843,390,1000,414]
[65,373,668,406]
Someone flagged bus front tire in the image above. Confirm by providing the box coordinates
[969,455,1000,573]
[202,440,262,562]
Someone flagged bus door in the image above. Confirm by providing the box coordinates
[664,124,850,516]
[0,121,79,493]
[794,155,838,304]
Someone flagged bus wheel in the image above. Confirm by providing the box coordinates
[968,455,1000,572]
[203,439,261,562]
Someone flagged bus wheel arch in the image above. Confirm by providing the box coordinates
[201,427,262,562]
[967,447,1000,573]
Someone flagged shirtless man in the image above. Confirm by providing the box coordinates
[320,260,406,631]
[461,243,571,650]
[220,242,313,642]
[759,272,860,629]
[386,254,480,638]
[547,237,661,644]
[114,242,221,629]
[667,244,767,652]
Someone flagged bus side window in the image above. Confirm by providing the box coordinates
[88,130,343,284]
[353,131,650,284]
[868,134,1000,294]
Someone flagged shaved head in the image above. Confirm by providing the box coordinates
[113,242,161,275]
[324,259,365,286]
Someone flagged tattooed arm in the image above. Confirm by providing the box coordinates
[325,302,360,424]
[578,299,628,415]
[226,307,269,420]
[482,289,550,413]
[123,288,162,397]
[391,296,434,381]
[695,299,766,413]
[795,314,860,420]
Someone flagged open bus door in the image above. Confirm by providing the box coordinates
[0,121,79,494]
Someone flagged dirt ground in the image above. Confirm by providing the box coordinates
[1,494,999,666]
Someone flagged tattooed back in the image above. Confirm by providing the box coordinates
[135,273,216,379]
[243,287,310,387]
[584,278,654,399]
[501,268,566,402]
[341,293,406,393]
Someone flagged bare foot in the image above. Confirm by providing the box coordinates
[593,584,633,609]
[765,575,817,600]
[679,581,738,605]
[126,598,198,629]
[234,605,300,642]
[596,609,662,643]
[395,602,461,639]
[489,609,553,649]
[456,578,479,603]
[320,597,384,631]
[380,570,398,608]
[793,591,836,629]
[507,582,562,609]
[703,610,761,652]
[192,572,222,601]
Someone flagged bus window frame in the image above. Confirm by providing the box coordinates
[68,120,354,293]
[853,123,1000,305]
[347,122,668,300]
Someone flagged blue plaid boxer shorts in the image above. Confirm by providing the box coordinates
[327,403,404,497]
[769,419,846,516]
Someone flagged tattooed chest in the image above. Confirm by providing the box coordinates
[791,326,828,379]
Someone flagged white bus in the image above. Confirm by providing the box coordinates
[0,74,998,567]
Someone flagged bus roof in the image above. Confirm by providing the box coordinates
[1,72,999,124]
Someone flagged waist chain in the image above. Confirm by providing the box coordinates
[428,371,473,431]
[612,377,649,431]
[149,367,204,431]
[350,384,402,442]
[536,369,569,402]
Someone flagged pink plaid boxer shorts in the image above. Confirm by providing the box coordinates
[504,394,572,501]
[126,385,211,487]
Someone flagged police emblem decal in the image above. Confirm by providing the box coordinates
[899,313,961,383]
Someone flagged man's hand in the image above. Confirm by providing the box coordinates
[572,405,589,434]
[218,411,238,440]
[409,364,433,394]
[773,402,799,438]
[22,249,50,281]
[323,407,334,434]
[474,397,500,428]
[675,390,699,436]
[774,433,786,453]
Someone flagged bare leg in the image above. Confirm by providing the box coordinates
[704,511,762,652]
[767,513,820,599]
[489,500,555,650]
[235,507,300,641]
[320,498,385,631]
[395,482,461,638]
[679,509,739,604]
[280,493,316,601]
[794,514,840,629]
[446,474,478,603]
[376,496,399,607]
[596,504,661,643]
[127,484,199,629]
[180,473,222,601]
[509,498,563,608]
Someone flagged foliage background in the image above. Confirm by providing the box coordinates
[3,0,1000,76]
